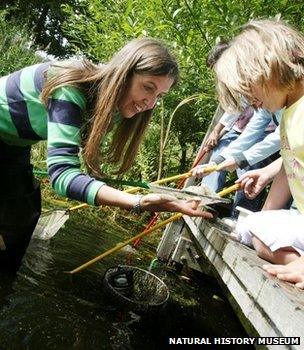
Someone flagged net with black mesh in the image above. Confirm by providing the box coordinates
[103,265,169,314]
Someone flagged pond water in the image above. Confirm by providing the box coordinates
[0,210,251,349]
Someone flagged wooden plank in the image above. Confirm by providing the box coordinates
[157,219,186,262]
[183,216,304,349]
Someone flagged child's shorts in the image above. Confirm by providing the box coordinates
[236,209,304,255]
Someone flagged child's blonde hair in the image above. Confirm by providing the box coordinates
[214,19,304,113]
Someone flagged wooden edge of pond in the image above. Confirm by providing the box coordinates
[181,216,304,350]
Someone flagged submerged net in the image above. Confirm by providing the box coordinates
[103,265,169,313]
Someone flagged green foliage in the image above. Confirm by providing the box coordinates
[6,0,304,181]
[0,10,41,76]
[0,0,79,57]
[59,0,304,180]
[61,0,218,179]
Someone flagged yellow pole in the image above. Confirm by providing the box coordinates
[67,183,239,274]
[122,171,193,194]
[201,164,218,174]
[67,213,182,274]
[217,183,240,197]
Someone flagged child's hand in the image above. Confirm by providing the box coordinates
[216,157,238,172]
[263,257,304,289]
[204,130,220,149]
[236,168,272,199]
[191,162,217,178]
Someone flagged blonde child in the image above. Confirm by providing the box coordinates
[212,19,304,266]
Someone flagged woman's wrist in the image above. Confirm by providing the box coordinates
[96,185,142,211]
[130,194,144,214]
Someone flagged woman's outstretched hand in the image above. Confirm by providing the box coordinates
[140,193,213,218]
[96,185,213,218]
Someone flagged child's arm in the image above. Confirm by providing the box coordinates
[204,122,225,150]
[216,125,280,172]
[237,123,280,168]
[263,163,291,210]
[204,111,240,151]
[214,108,273,165]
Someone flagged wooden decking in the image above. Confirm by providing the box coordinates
[174,216,304,349]
[155,104,304,347]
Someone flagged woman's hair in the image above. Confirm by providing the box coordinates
[213,19,304,113]
[41,38,179,175]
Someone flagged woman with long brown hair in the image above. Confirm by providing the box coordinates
[0,38,211,272]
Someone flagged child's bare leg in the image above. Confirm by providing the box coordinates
[251,236,300,264]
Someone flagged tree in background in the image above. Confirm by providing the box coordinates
[0,0,78,57]
[0,10,40,76]
[3,0,304,180]
[60,0,218,179]
[59,0,304,179]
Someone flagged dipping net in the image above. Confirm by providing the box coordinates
[103,265,169,313]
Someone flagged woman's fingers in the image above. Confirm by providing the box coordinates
[185,198,200,209]
[141,193,213,218]
[180,205,214,218]
[172,199,214,218]
[170,198,213,217]
[196,210,214,219]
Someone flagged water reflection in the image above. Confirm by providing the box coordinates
[0,212,250,349]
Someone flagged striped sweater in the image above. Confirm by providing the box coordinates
[0,62,105,205]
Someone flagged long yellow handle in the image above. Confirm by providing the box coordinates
[68,203,89,211]
[155,172,193,184]
[202,164,218,174]
[67,213,182,274]
[67,183,239,274]
[68,171,193,212]
[118,171,193,194]
[217,183,240,197]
